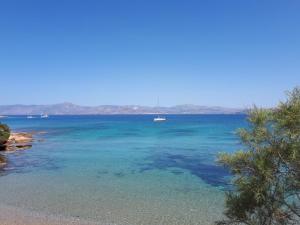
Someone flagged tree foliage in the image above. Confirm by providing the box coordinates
[0,123,10,145]
[217,87,300,225]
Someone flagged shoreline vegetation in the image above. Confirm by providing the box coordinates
[216,87,300,225]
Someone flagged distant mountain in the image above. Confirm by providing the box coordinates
[0,102,246,115]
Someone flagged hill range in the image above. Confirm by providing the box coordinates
[0,102,246,115]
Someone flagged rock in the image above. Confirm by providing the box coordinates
[0,154,6,174]
[0,155,6,167]
[1,131,46,152]
[9,132,33,143]
[3,132,34,152]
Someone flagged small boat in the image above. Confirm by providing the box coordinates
[153,97,166,122]
[27,115,34,119]
[154,116,166,122]
[41,114,49,118]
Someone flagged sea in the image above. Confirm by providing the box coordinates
[0,114,247,225]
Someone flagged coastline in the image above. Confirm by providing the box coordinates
[4,132,34,151]
[0,131,45,169]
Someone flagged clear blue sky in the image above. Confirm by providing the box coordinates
[0,0,299,107]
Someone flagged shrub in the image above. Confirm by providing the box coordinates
[0,123,10,145]
[216,87,300,225]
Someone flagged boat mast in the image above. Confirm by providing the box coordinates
[157,97,160,118]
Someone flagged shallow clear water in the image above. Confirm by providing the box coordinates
[0,115,247,225]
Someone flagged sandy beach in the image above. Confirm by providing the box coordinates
[0,204,100,225]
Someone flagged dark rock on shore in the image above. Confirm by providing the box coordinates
[0,154,6,167]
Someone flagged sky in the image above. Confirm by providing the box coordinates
[0,0,299,108]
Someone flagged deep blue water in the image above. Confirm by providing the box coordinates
[0,114,247,225]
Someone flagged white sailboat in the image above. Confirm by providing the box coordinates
[154,116,166,122]
[153,97,166,122]
[41,113,49,118]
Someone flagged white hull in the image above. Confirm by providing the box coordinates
[154,117,166,122]
[153,98,166,122]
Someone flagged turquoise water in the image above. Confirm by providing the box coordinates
[0,115,246,225]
